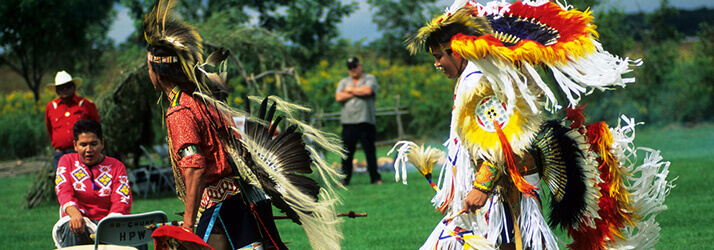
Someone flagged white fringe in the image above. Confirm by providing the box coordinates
[389,140,417,185]
[519,196,559,250]
[603,116,674,249]
[485,197,504,246]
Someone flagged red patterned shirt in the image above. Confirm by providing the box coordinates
[55,153,132,220]
[166,92,238,208]
[45,94,100,150]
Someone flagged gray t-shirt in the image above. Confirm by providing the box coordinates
[336,74,378,125]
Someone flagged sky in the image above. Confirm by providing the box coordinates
[108,0,714,45]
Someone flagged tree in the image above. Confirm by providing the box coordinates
[121,0,356,69]
[269,0,358,67]
[0,0,116,102]
[644,0,681,43]
[367,0,441,65]
[562,0,601,10]
[119,0,255,45]
[593,8,636,56]
[197,12,307,101]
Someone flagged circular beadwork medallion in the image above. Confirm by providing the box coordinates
[475,95,510,133]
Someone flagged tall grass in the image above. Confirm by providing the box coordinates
[0,124,711,249]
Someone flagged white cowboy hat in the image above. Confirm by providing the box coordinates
[48,71,82,90]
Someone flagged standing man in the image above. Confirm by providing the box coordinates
[335,56,381,185]
[45,70,100,170]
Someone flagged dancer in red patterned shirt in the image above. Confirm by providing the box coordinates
[143,1,346,249]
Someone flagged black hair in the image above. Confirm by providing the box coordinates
[147,45,199,93]
[424,23,487,54]
[73,120,103,140]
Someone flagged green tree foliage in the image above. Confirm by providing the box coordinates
[594,8,636,56]
[693,23,714,120]
[0,92,52,160]
[0,0,116,102]
[121,0,356,69]
[563,0,601,10]
[95,48,164,167]
[644,0,681,43]
[196,13,306,103]
[627,0,681,124]
[263,0,358,67]
[367,0,441,65]
[119,0,265,45]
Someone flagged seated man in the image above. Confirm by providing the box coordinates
[53,120,133,247]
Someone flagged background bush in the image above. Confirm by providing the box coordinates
[0,91,52,160]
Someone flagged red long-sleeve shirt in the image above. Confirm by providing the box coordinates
[45,94,100,150]
[166,91,239,209]
[55,153,132,220]
[166,92,233,187]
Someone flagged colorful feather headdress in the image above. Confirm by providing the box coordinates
[406,0,641,113]
[144,0,229,96]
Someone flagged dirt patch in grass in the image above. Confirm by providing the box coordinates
[0,157,49,178]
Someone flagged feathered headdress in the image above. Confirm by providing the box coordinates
[144,0,230,95]
[406,1,492,55]
[406,0,641,113]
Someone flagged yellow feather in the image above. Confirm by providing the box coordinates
[454,78,542,165]
[405,6,491,55]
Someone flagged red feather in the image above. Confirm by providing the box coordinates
[494,120,536,197]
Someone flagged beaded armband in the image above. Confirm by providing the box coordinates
[179,145,201,159]
[473,161,499,193]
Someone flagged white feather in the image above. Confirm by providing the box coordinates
[602,116,674,249]
[519,196,560,250]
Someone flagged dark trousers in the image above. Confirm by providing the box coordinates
[58,219,96,247]
[53,149,76,171]
[341,123,380,184]
[196,195,286,249]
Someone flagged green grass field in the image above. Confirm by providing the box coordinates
[1,124,711,249]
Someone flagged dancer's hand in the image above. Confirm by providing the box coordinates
[463,189,488,213]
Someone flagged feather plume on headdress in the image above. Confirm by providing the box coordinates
[407,0,641,113]
[406,4,492,55]
[144,0,210,94]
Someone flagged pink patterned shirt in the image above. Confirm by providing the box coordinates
[55,153,132,220]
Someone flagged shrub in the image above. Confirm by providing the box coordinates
[0,91,53,160]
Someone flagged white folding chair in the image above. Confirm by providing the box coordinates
[139,145,174,197]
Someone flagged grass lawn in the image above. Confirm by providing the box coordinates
[1,124,711,249]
